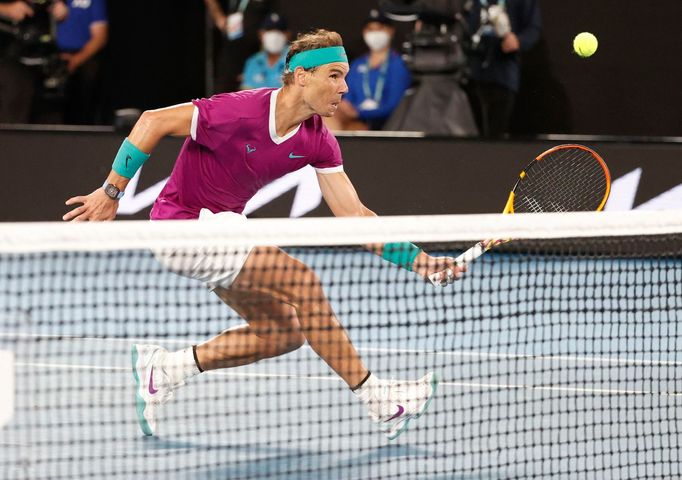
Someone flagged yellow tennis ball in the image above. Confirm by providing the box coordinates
[573,32,598,58]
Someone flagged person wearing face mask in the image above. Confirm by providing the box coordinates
[204,0,278,93]
[240,13,289,90]
[325,10,411,131]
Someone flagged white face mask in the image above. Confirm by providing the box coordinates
[363,31,391,52]
[262,31,287,54]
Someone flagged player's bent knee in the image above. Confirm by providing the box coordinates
[259,315,305,356]
[276,319,306,354]
[263,331,305,357]
[280,332,306,355]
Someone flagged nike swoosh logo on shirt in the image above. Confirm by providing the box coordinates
[386,405,405,422]
[148,367,159,395]
[289,152,306,159]
[246,145,256,154]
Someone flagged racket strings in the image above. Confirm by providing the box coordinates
[534,148,607,208]
[514,147,608,213]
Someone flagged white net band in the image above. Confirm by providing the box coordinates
[1,210,682,253]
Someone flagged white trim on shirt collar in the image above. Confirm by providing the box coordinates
[269,88,301,145]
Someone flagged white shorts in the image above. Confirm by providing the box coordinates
[153,209,254,290]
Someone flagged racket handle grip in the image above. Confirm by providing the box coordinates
[427,241,487,287]
[453,241,487,265]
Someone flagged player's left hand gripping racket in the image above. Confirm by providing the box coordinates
[430,144,611,285]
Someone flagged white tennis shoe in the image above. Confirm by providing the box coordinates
[131,344,176,436]
[365,372,439,440]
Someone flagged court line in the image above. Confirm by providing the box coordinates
[14,361,682,398]
[359,346,682,367]
[3,331,682,367]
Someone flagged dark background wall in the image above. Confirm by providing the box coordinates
[1,129,680,221]
[103,1,682,137]
[512,0,682,137]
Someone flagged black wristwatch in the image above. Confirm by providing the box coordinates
[102,182,124,200]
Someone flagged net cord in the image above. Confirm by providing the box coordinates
[0,210,681,253]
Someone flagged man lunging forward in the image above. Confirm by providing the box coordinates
[63,29,465,440]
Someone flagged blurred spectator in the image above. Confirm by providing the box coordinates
[0,0,34,123]
[56,0,108,124]
[0,0,69,123]
[204,0,277,93]
[240,13,289,89]
[466,0,541,138]
[325,9,411,131]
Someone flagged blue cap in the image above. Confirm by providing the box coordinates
[261,13,288,31]
[364,9,392,27]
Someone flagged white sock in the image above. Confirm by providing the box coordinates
[161,347,201,387]
[353,373,382,404]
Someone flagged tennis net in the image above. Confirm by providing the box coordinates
[1,211,681,479]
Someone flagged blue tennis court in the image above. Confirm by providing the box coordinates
[1,250,681,479]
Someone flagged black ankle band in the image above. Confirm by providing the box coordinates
[350,371,371,391]
[192,345,204,373]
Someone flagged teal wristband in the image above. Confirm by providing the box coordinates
[382,242,422,271]
[112,138,150,179]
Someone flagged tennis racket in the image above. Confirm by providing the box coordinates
[430,144,611,285]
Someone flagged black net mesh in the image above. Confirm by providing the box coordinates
[1,219,681,479]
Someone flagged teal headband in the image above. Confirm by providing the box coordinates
[287,46,348,71]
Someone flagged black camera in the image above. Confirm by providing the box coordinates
[379,0,464,25]
[0,0,68,96]
[376,1,479,136]
[379,0,472,74]
[0,0,55,53]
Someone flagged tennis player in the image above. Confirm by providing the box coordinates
[63,29,465,440]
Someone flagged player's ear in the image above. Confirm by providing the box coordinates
[294,66,308,86]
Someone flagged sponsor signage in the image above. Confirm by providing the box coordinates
[0,130,681,221]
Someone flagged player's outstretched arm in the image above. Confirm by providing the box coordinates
[63,103,195,222]
[317,171,466,286]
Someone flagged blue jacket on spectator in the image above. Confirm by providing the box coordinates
[241,49,288,89]
[343,50,411,129]
[56,0,108,52]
